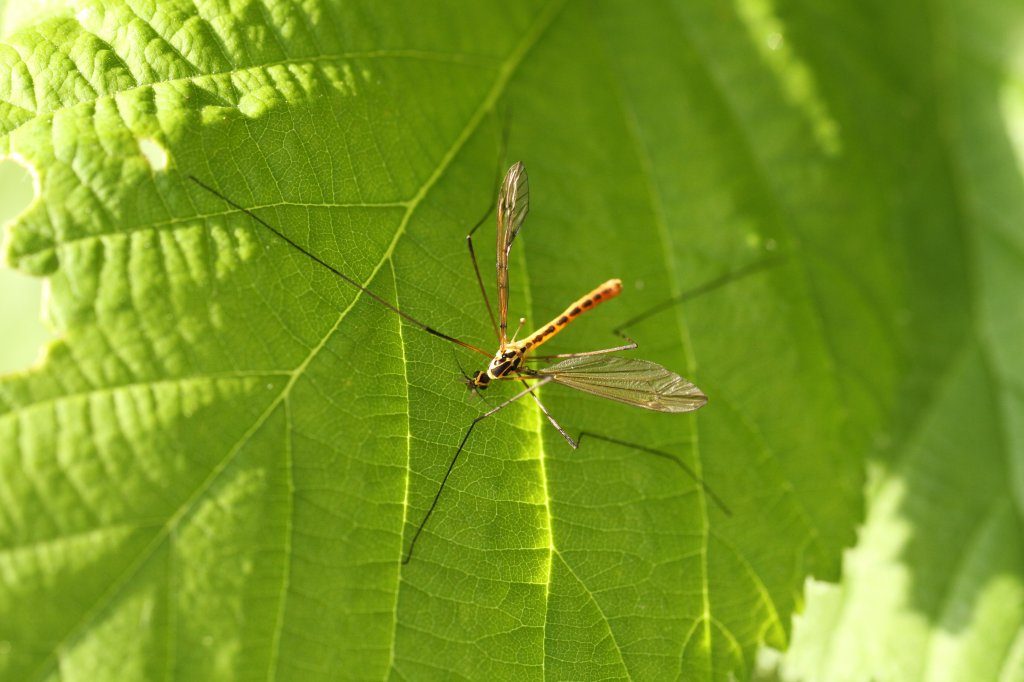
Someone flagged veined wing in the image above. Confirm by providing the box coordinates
[496,162,529,348]
[538,355,707,413]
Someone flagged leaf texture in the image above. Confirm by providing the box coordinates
[4,0,974,680]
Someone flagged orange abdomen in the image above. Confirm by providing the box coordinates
[520,278,622,351]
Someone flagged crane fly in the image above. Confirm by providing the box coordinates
[462,162,706,414]
[189,162,712,565]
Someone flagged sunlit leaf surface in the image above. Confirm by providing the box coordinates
[1,1,1019,681]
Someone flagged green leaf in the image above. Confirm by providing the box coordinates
[13,0,1013,679]
[0,158,47,374]
[770,0,1024,680]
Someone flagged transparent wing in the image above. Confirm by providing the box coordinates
[496,162,529,347]
[538,355,707,413]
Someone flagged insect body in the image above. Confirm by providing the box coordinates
[462,162,706,419]
[471,278,622,387]
[190,160,711,564]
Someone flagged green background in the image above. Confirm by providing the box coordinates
[1,1,1022,681]
[0,145,45,374]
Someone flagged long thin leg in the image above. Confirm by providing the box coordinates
[520,379,577,448]
[189,176,491,359]
[613,255,788,334]
[552,258,788,363]
[466,209,500,342]
[464,113,512,344]
[526,337,638,361]
[511,384,723,514]
[576,431,731,515]
[403,376,554,564]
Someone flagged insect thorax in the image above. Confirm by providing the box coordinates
[485,346,526,380]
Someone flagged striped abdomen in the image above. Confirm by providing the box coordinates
[519,278,622,352]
